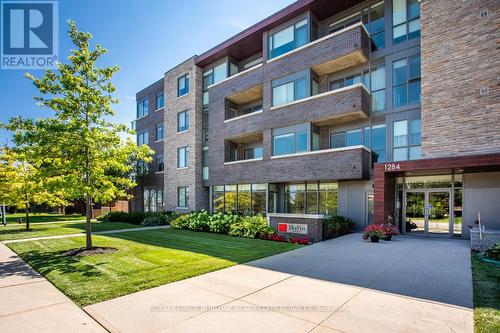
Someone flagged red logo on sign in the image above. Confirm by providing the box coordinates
[278,223,287,232]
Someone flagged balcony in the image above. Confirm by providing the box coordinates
[267,83,370,128]
[208,145,372,186]
[224,132,263,164]
[265,22,370,76]
[225,85,263,121]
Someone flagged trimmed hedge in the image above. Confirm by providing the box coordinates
[98,211,179,225]
[322,215,355,240]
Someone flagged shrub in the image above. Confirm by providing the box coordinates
[187,210,210,232]
[322,215,354,239]
[208,212,239,234]
[141,215,164,226]
[228,215,271,238]
[170,214,191,229]
[484,243,500,261]
[99,211,178,225]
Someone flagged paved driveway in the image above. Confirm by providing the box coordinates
[85,234,473,333]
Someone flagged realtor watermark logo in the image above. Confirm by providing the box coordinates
[1,0,58,69]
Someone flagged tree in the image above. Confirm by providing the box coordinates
[3,21,153,249]
[0,148,65,230]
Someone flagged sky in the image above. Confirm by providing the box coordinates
[0,0,295,145]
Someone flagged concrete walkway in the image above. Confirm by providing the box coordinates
[2,225,170,244]
[85,234,473,333]
[0,243,106,333]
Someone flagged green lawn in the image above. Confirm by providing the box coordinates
[0,221,140,241]
[8,229,300,306]
[471,253,500,333]
[4,213,85,224]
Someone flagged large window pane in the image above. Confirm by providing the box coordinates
[409,54,421,78]
[213,63,227,84]
[224,185,237,212]
[409,79,421,104]
[285,184,305,214]
[393,147,408,161]
[296,130,308,152]
[393,24,407,44]
[272,82,294,106]
[331,132,346,148]
[346,129,362,146]
[213,186,224,212]
[410,119,421,145]
[393,59,407,85]
[408,0,420,20]
[319,183,338,215]
[372,90,386,111]
[237,184,251,215]
[294,78,308,100]
[274,133,295,155]
[306,182,318,214]
[371,124,386,150]
[392,0,407,26]
[272,25,294,58]
[409,146,421,160]
[294,19,308,47]
[371,66,385,91]
[393,84,407,107]
[251,188,266,215]
[393,120,408,147]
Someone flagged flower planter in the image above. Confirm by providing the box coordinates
[383,234,392,241]
[370,235,380,243]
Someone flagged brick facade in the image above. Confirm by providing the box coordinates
[131,79,164,212]
[163,57,207,212]
[420,0,500,158]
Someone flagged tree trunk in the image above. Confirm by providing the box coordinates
[85,194,92,250]
[25,195,30,231]
[62,205,66,215]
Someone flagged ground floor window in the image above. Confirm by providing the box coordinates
[177,187,188,208]
[212,184,266,214]
[284,182,338,215]
[143,188,165,212]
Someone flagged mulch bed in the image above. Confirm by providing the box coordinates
[62,247,118,257]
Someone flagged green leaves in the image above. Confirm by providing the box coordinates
[1,20,153,212]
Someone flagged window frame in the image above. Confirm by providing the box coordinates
[177,110,189,132]
[156,92,164,110]
[392,54,421,108]
[177,186,188,208]
[177,74,189,97]
[156,153,164,172]
[155,123,164,141]
[136,98,149,118]
[268,18,309,59]
[177,146,189,168]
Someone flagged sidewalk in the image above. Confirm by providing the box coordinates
[2,225,170,244]
[0,243,106,333]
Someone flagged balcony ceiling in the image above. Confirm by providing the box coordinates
[227,85,263,104]
[312,50,368,76]
[195,0,365,67]
[227,132,263,144]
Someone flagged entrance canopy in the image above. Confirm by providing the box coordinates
[374,153,500,225]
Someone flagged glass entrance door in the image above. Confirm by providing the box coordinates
[404,190,451,237]
[427,191,451,235]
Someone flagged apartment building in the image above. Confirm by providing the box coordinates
[133,0,500,241]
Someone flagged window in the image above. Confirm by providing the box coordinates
[365,1,385,51]
[362,65,386,111]
[177,146,188,168]
[329,2,385,51]
[212,184,266,214]
[202,146,209,180]
[213,63,228,83]
[177,187,188,207]
[273,131,307,156]
[242,104,263,115]
[137,160,149,175]
[243,147,263,160]
[156,154,164,172]
[143,188,165,212]
[272,75,309,107]
[136,98,149,118]
[392,54,421,107]
[393,119,421,161]
[177,110,189,132]
[156,92,164,109]
[284,182,338,215]
[155,123,164,141]
[268,19,308,59]
[137,131,149,146]
[392,0,420,44]
[330,129,362,148]
[371,124,386,162]
[177,74,189,97]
